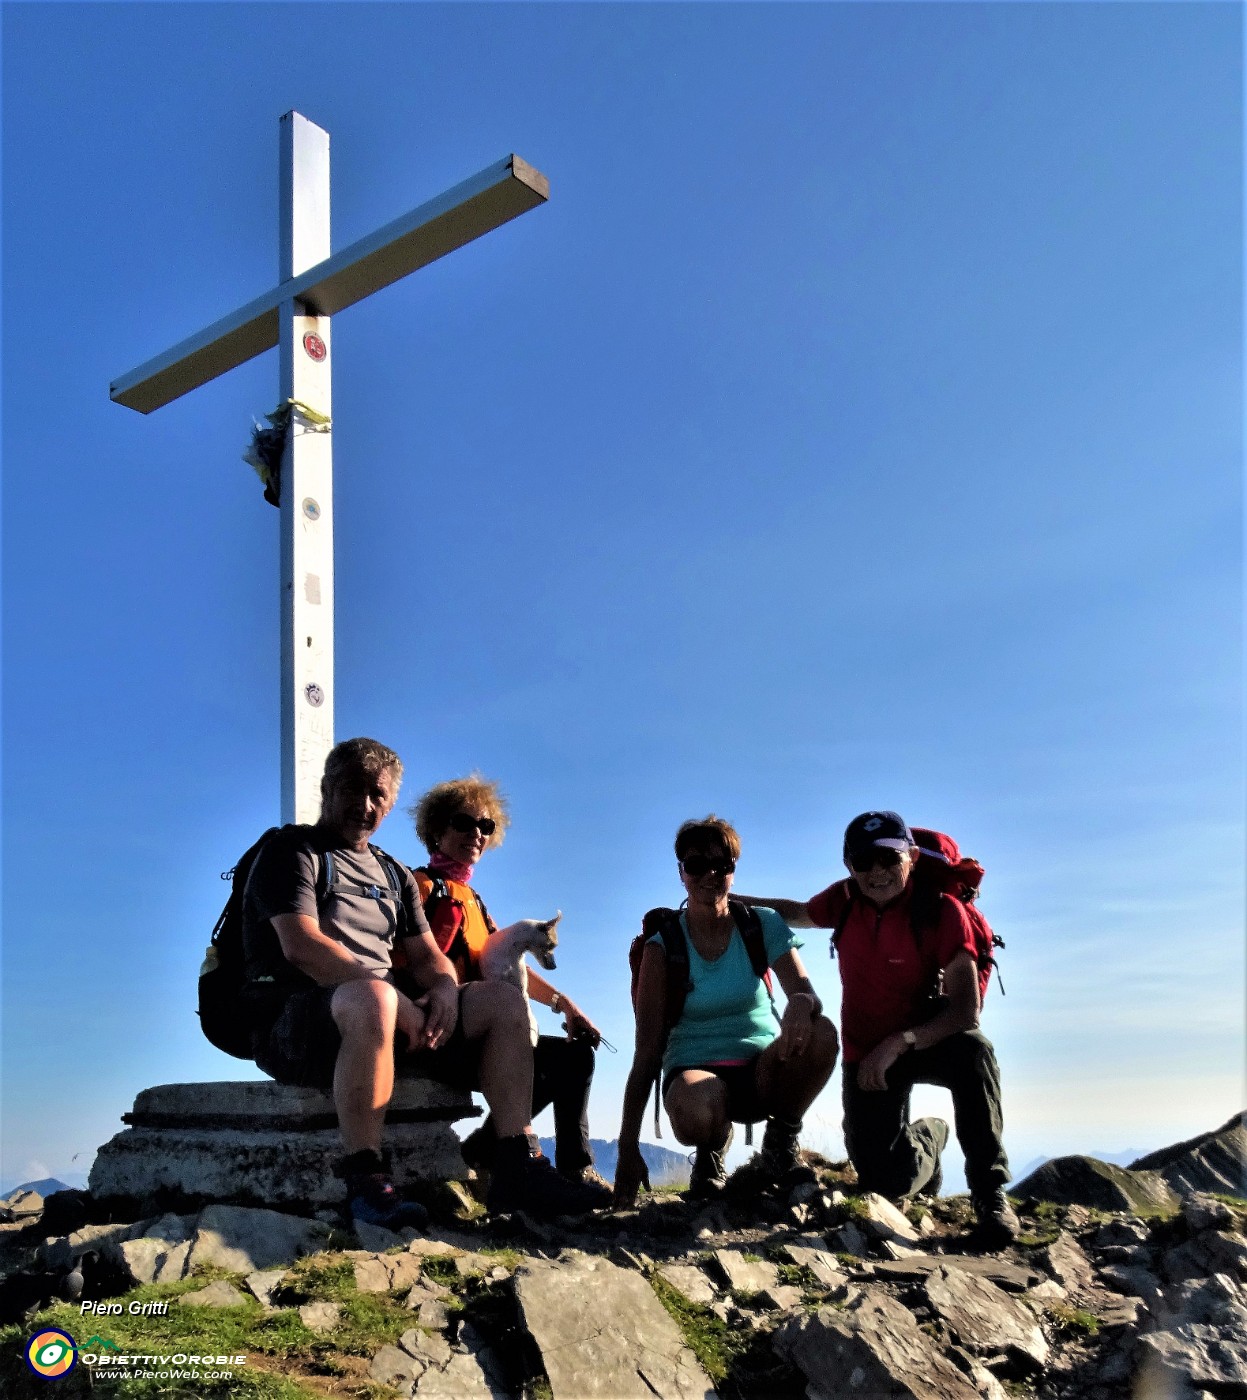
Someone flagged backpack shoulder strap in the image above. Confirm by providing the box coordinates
[728,899,769,979]
[829,888,857,956]
[637,906,690,1139]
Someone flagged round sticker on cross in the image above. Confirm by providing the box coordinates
[305,683,324,707]
[303,332,327,362]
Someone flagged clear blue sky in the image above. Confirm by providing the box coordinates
[3,3,1242,1193]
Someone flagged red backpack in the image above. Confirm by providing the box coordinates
[830,827,1005,1002]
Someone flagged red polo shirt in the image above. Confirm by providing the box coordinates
[807,879,978,1064]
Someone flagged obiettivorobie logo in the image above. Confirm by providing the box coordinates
[25,1328,78,1379]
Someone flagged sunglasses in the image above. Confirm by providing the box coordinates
[850,847,904,872]
[448,812,496,837]
[681,853,737,879]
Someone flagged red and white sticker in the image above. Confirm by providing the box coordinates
[303,332,327,362]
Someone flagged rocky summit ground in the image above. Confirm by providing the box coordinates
[0,1142,1244,1400]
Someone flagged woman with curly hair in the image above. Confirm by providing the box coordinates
[409,776,611,1205]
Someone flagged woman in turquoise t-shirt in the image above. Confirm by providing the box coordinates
[615,816,838,1207]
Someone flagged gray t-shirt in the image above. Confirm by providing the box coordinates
[242,824,430,984]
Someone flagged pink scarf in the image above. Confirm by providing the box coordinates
[428,851,474,885]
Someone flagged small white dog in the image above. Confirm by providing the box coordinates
[479,911,561,1047]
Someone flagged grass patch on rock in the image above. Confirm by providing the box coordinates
[649,1272,750,1384]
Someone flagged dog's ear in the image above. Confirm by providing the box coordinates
[542,911,562,932]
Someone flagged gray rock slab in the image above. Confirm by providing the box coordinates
[371,1342,422,1391]
[185,1205,332,1273]
[1037,1232,1095,1292]
[870,1255,1040,1292]
[657,1263,718,1306]
[1182,1192,1238,1233]
[714,1248,779,1294]
[400,1327,453,1368]
[513,1252,715,1399]
[857,1193,921,1243]
[1172,1274,1247,1328]
[408,1237,461,1257]
[245,1270,287,1308]
[417,1297,452,1330]
[355,1254,396,1293]
[924,1264,1049,1369]
[355,1219,407,1252]
[774,1292,981,1400]
[178,1279,250,1309]
[299,1301,341,1333]
[781,1244,844,1288]
[1011,1155,1179,1215]
[757,1284,803,1310]
[117,1236,192,1285]
[2,1189,44,1218]
[415,1350,498,1398]
[1134,1321,1247,1392]
[829,1221,869,1256]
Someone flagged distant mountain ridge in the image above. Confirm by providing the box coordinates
[0,1177,72,1199]
[537,1138,689,1186]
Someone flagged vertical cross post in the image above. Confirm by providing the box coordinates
[279,114,334,824]
[110,113,549,824]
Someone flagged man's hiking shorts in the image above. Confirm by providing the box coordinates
[251,983,483,1091]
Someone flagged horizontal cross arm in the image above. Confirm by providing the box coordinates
[111,154,549,414]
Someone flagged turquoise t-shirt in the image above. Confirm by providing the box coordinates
[652,907,802,1074]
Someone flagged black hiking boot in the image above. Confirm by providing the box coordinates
[688,1126,733,1202]
[972,1188,1021,1250]
[338,1149,429,1232]
[487,1135,610,1218]
[758,1115,803,1184]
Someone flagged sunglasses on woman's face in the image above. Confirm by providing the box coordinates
[448,812,496,837]
[850,847,903,872]
[681,853,736,879]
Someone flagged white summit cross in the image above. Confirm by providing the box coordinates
[111,111,548,823]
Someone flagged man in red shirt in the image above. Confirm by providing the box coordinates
[740,811,1018,1248]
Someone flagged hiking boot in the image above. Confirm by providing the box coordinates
[560,1165,613,1207]
[346,1173,429,1231]
[688,1126,733,1202]
[758,1116,802,1182]
[972,1188,1021,1250]
[487,1138,610,1218]
[337,1148,429,1231]
[914,1117,949,1199]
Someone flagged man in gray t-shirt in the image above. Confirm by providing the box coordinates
[242,736,608,1226]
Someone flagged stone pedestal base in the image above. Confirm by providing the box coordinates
[89,1080,479,1212]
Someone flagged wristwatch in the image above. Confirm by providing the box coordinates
[901,1030,917,1050]
[550,992,563,1014]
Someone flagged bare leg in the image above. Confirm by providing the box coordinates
[459,981,535,1140]
[664,1070,732,1150]
[330,979,401,1155]
[755,1015,839,1119]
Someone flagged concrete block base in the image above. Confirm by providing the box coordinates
[89,1080,479,1212]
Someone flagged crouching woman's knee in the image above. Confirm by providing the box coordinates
[807,1015,839,1071]
[330,977,399,1044]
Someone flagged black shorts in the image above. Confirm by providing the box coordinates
[252,983,483,1092]
[662,1059,766,1124]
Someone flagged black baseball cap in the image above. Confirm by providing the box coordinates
[843,811,915,864]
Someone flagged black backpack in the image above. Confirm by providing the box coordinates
[197,825,405,1059]
[627,899,776,1136]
